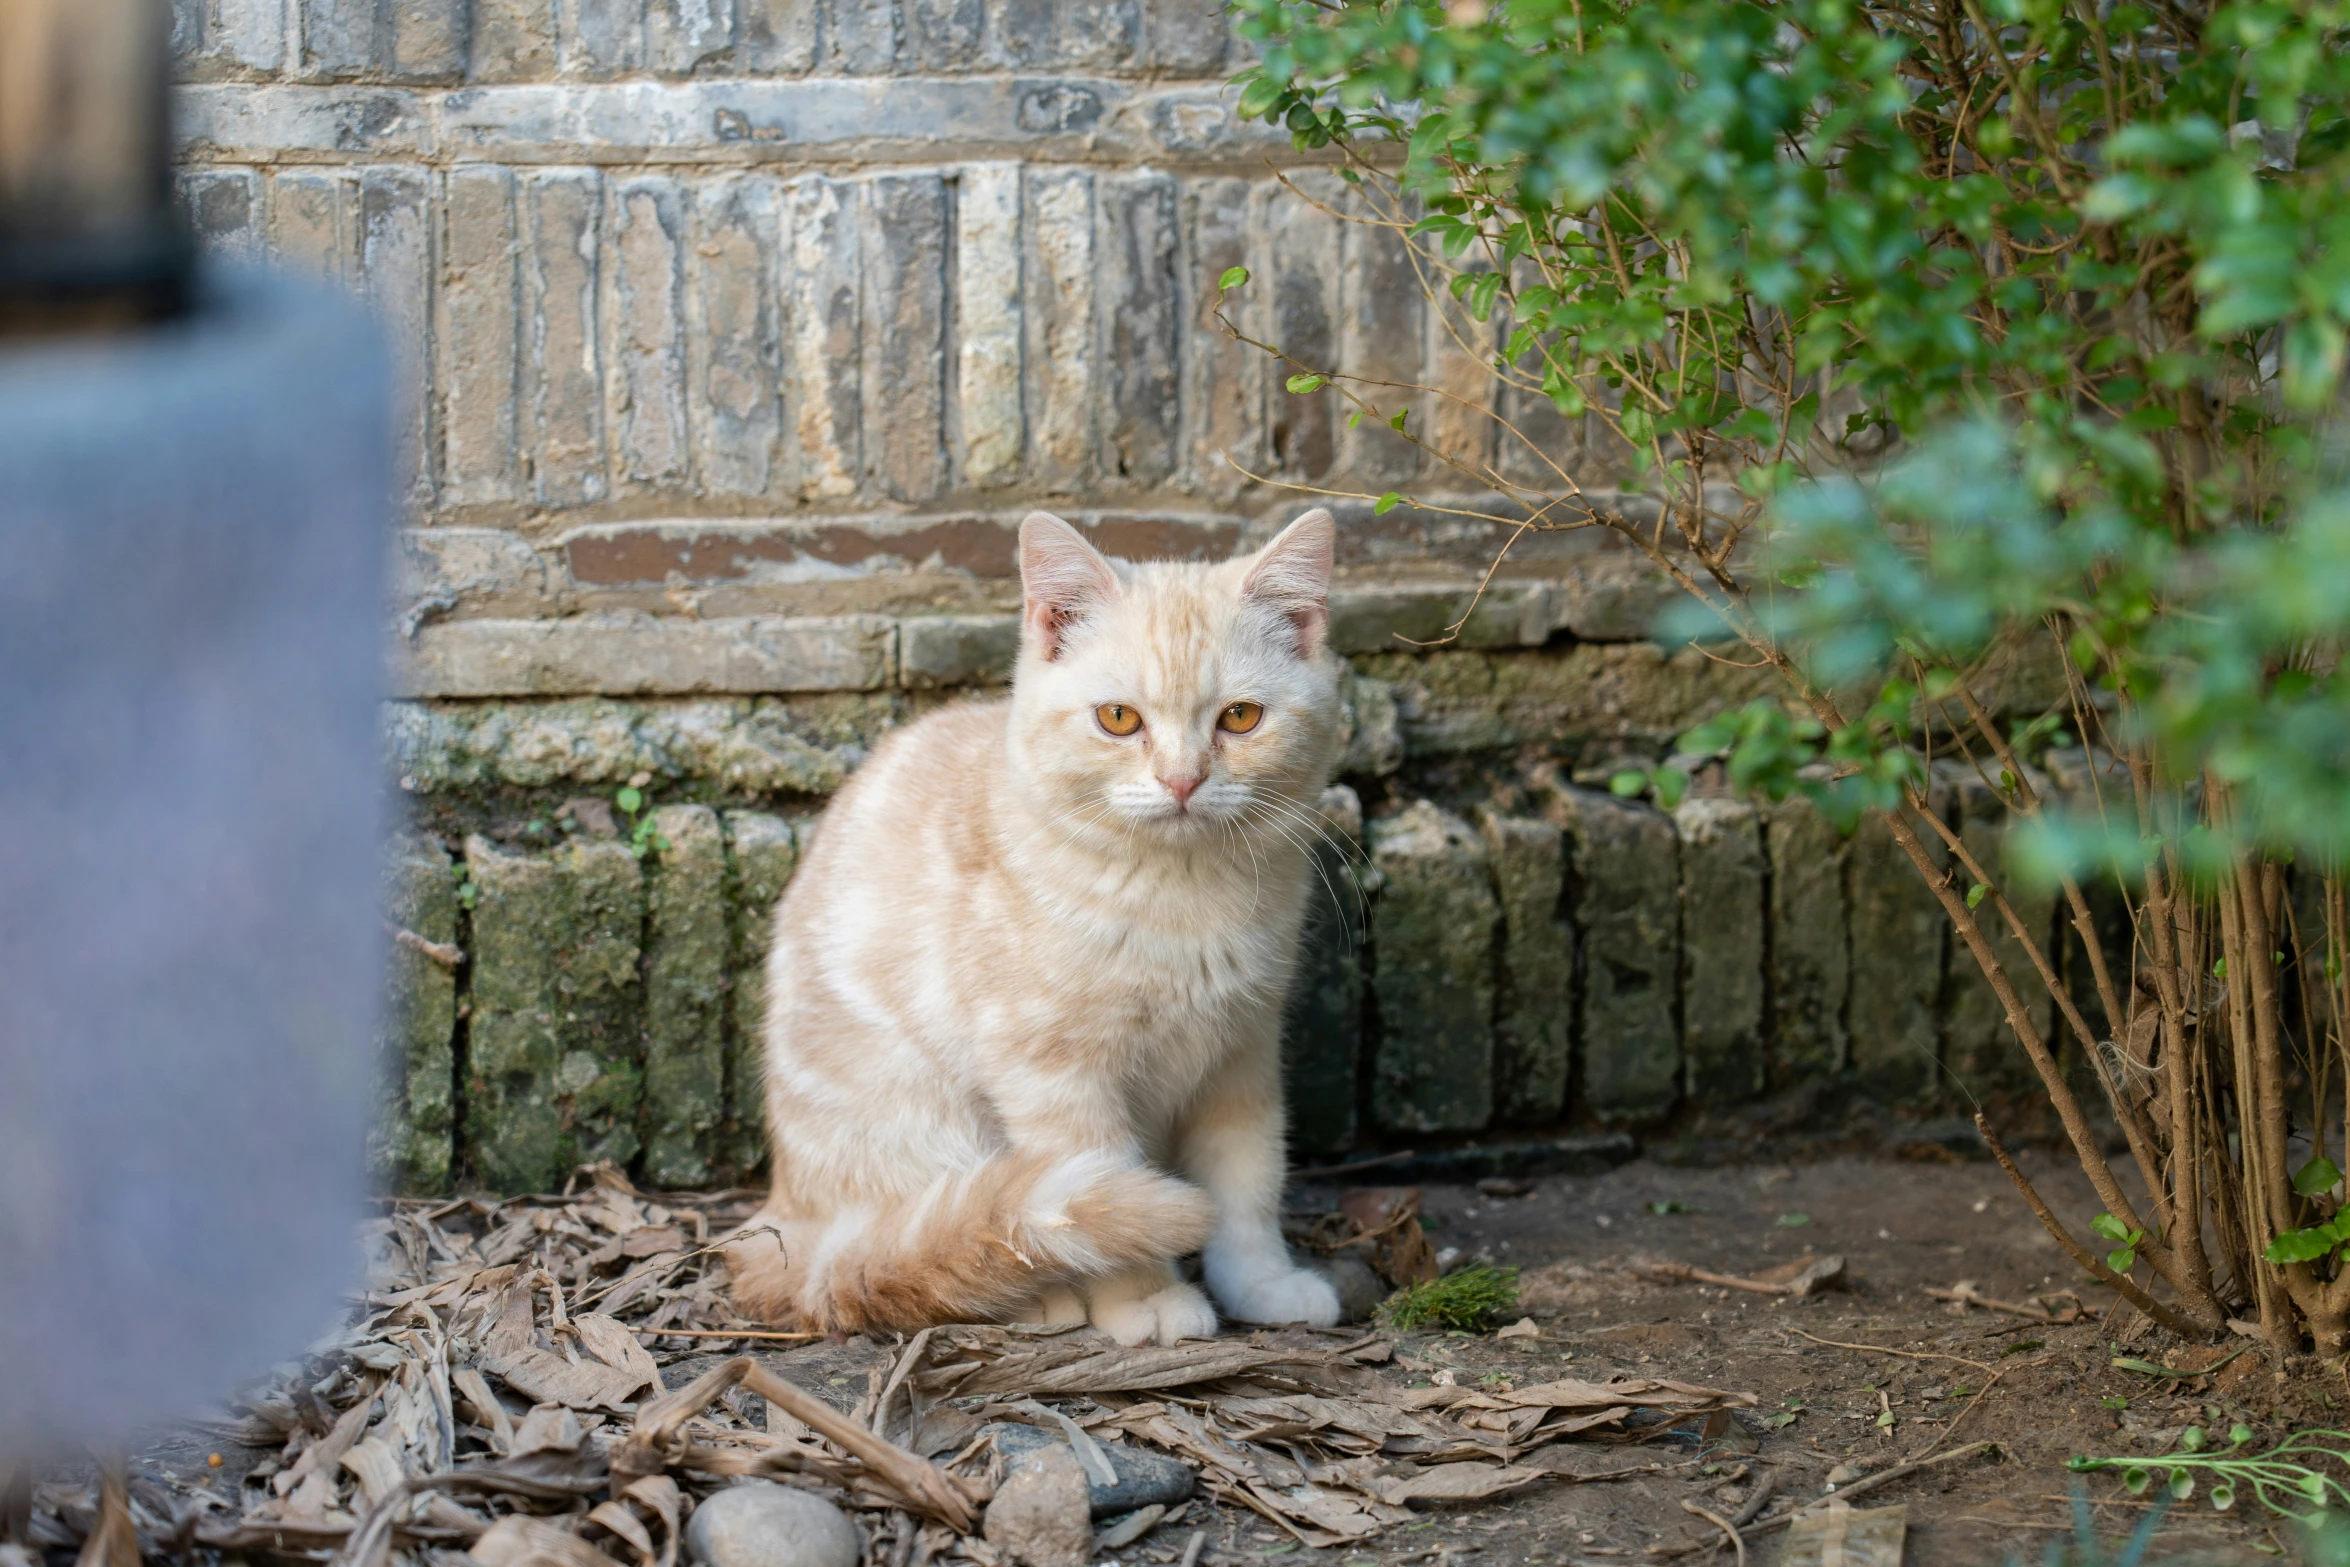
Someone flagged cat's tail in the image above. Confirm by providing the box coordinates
[724,1149,1215,1335]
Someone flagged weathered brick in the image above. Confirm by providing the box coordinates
[1285,785,1368,1155]
[1059,0,1138,67]
[783,175,861,499]
[1556,786,1678,1120]
[956,163,1024,487]
[560,0,645,75]
[864,173,948,502]
[303,0,379,76]
[1096,171,1180,486]
[396,528,554,623]
[465,835,645,1194]
[824,0,898,71]
[906,0,982,66]
[389,695,885,797]
[1340,197,1422,489]
[1181,176,1258,499]
[373,836,457,1194]
[1262,174,1339,482]
[180,169,263,261]
[173,0,203,73]
[473,0,559,79]
[1942,771,2057,1100]
[988,0,1055,66]
[1353,641,1779,759]
[900,614,1018,689]
[649,0,733,71]
[1338,671,1401,776]
[1024,168,1094,488]
[523,170,608,507]
[1496,262,1583,490]
[1369,801,1496,1133]
[1765,792,1848,1085]
[439,167,522,507]
[268,169,353,285]
[1146,0,1224,72]
[689,175,783,497]
[360,166,434,513]
[722,810,799,1177]
[399,613,899,697]
[175,84,428,160]
[207,0,288,71]
[1479,811,1571,1124]
[1425,281,1496,478]
[741,0,818,70]
[643,805,727,1187]
[1674,796,1763,1103]
[607,176,689,489]
[1846,799,1949,1101]
[390,0,469,76]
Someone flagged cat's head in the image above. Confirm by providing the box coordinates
[1006,508,1344,845]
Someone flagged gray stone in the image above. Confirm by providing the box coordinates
[358,167,433,513]
[686,1481,861,1567]
[373,835,457,1194]
[302,0,377,76]
[396,613,898,698]
[394,530,554,633]
[1180,175,1259,498]
[1263,173,1339,482]
[691,174,786,499]
[473,0,558,78]
[721,810,798,1179]
[643,805,727,1187]
[607,176,690,490]
[1097,171,1180,486]
[390,0,467,77]
[783,175,862,500]
[1942,769,2057,1101]
[1674,796,1764,1104]
[1478,811,1571,1124]
[465,835,645,1193]
[1555,786,1678,1121]
[1338,197,1422,488]
[267,168,354,287]
[906,0,983,67]
[864,173,949,502]
[1316,1253,1385,1324]
[523,170,608,508]
[824,0,900,72]
[649,0,734,70]
[1353,642,1781,760]
[1023,167,1094,490]
[740,0,818,70]
[180,169,262,261]
[1337,671,1401,777]
[1283,789,1368,1157]
[983,1441,1092,1567]
[439,168,523,508]
[561,0,646,75]
[1765,791,1848,1086]
[1846,798,1950,1101]
[956,163,1025,487]
[984,1425,1194,1519]
[1368,801,1496,1133]
[900,614,1019,689]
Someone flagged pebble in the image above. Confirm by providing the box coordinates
[984,1424,1195,1516]
[982,1443,1093,1567]
[685,1481,861,1567]
[1318,1255,1387,1324]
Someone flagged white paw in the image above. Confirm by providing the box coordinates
[1091,1282,1218,1345]
[1217,1265,1341,1327]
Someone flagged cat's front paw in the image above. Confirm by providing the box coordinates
[1216,1265,1341,1327]
[1091,1281,1218,1346]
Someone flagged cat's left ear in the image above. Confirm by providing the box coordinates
[1020,510,1120,662]
[1241,508,1335,659]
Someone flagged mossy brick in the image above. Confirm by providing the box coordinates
[1350,643,1781,760]
[1765,792,1848,1086]
[1554,786,1679,1121]
[1368,801,1497,1134]
[372,835,457,1195]
[1942,769,2058,1100]
[464,834,645,1193]
[721,810,798,1180]
[1674,797,1764,1104]
[642,805,727,1188]
[1846,792,1950,1102]
[1284,785,1369,1156]
[1477,810,1571,1124]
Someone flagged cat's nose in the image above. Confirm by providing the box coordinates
[1161,773,1203,809]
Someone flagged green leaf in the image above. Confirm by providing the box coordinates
[2264,1225,2342,1264]
[2209,1479,2235,1511]
[1775,1212,1811,1228]
[2179,1425,2206,1452]
[2230,1423,2254,1446]
[1347,410,1363,429]
[2106,1246,2137,1273]
[1389,409,1408,432]
[1285,373,1326,395]
[2295,1156,2343,1197]
[1374,491,1402,515]
[615,786,644,815]
[2123,1467,2150,1495]
[1966,882,1989,909]
[1609,769,1647,799]
[2213,957,2228,979]
[2090,1213,2132,1243]
[2168,1470,2194,1501]
[1217,265,1250,292]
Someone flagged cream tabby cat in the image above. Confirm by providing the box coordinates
[725,508,1345,1345]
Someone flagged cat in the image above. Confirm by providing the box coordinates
[724,507,1347,1346]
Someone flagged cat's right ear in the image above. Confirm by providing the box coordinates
[1019,511,1120,662]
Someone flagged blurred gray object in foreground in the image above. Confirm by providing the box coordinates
[0,270,388,1450]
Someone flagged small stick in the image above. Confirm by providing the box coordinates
[387,922,463,968]
[1678,1499,1745,1566]
[633,1327,824,1342]
[1643,1263,1812,1298]
[1177,1532,1207,1567]
[1805,1440,1996,1510]
[1788,1329,1993,1374]
[1923,1283,2094,1323]
[1730,1469,1776,1528]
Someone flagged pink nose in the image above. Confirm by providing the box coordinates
[1163,774,1202,808]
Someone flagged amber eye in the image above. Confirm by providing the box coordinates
[1095,703,1143,736]
[1218,701,1264,734]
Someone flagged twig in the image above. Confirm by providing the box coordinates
[1730,1469,1776,1527]
[1923,1282,2095,1323]
[1678,1500,1745,1566]
[387,922,462,969]
[1641,1261,1835,1298]
[632,1327,824,1342]
[1787,1329,1993,1373]
[1808,1441,1997,1509]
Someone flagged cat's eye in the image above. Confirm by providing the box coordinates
[1095,703,1143,736]
[1218,701,1264,734]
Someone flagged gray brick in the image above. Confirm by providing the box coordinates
[439,167,522,507]
[824,0,898,71]
[1060,0,1138,68]
[180,169,263,261]
[1765,792,1848,1085]
[1340,198,1423,488]
[473,0,558,78]
[465,834,645,1194]
[607,176,689,488]
[1263,175,1339,482]
[268,169,354,284]
[906,0,982,66]
[1674,796,1763,1103]
[1497,263,1582,489]
[783,175,861,499]
[398,613,899,696]
[1285,786,1368,1156]
[643,805,727,1187]
[987,0,1055,66]
[1023,167,1094,488]
[899,614,1018,689]
[390,0,469,76]
[863,173,948,502]
[1369,801,1496,1133]
[1943,772,2056,1101]
[207,0,289,70]
[1182,176,1258,499]
[649,0,733,70]
[1480,811,1571,1123]
[1847,798,1949,1100]
[523,170,607,507]
[1146,0,1224,73]
[1557,786,1678,1121]
[175,84,431,159]
[303,0,379,75]
[360,166,434,513]
[690,175,784,497]
[1097,171,1180,487]
[740,0,818,71]
[722,810,798,1178]
[1425,279,1497,480]
[560,0,645,74]
[173,0,204,69]
[373,836,457,1195]
[956,162,1024,487]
